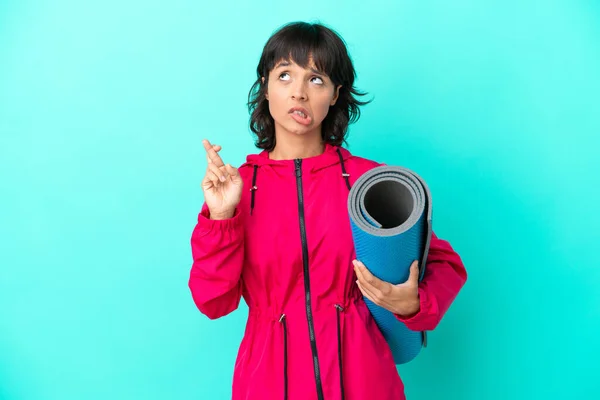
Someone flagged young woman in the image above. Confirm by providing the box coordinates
[189,21,467,400]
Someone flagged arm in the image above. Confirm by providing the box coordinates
[394,231,467,331]
[188,202,244,320]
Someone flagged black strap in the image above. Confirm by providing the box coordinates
[336,148,351,190]
[279,314,288,400]
[335,304,345,400]
[250,165,258,215]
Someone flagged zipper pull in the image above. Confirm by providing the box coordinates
[295,159,302,177]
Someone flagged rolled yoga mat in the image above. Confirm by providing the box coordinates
[348,165,433,364]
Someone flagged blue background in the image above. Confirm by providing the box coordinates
[1,1,599,399]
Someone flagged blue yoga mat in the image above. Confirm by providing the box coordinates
[348,165,433,364]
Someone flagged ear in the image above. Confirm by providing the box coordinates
[262,77,268,100]
[331,85,342,106]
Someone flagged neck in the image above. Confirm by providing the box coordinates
[269,129,325,160]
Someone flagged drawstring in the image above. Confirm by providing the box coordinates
[250,165,258,215]
[336,148,351,190]
[335,304,345,400]
[279,313,288,400]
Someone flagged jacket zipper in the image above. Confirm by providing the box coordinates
[295,158,324,400]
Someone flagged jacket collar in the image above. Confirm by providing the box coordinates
[245,143,352,173]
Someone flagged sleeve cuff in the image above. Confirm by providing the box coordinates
[195,205,243,233]
[394,287,436,325]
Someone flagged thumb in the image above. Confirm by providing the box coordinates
[408,260,420,284]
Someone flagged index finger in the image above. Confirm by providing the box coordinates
[203,139,225,167]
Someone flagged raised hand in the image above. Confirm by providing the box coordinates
[201,139,243,220]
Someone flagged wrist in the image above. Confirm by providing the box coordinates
[398,297,420,317]
[210,209,235,220]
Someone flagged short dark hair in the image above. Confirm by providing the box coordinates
[247,21,371,151]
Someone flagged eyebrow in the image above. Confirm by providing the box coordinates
[274,61,325,76]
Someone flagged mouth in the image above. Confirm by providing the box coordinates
[288,107,312,125]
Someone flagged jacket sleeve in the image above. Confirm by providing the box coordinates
[394,231,467,331]
[188,202,245,320]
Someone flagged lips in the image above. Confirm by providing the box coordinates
[288,106,312,126]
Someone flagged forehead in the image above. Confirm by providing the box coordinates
[274,57,315,69]
[271,56,326,76]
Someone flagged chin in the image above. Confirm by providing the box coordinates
[290,127,312,135]
[282,121,313,136]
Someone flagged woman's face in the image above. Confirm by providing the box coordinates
[264,58,341,138]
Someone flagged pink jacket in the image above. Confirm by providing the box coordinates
[189,143,467,400]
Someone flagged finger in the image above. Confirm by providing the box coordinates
[224,164,240,183]
[356,279,380,305]
[354,260,387,292]
[203,139,225,167]
[408,260,420,285]
[202,167,219,189]
[205,142,223,165]
[354,260,372,288]
[207,162,227,183]
[203,167,221,188]
[356,279,397,310]
[354,262,391,302]
[205,162,226,186]
[357,273,402,310]
[203,140,214,164]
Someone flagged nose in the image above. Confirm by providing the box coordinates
[290,81,307,101]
